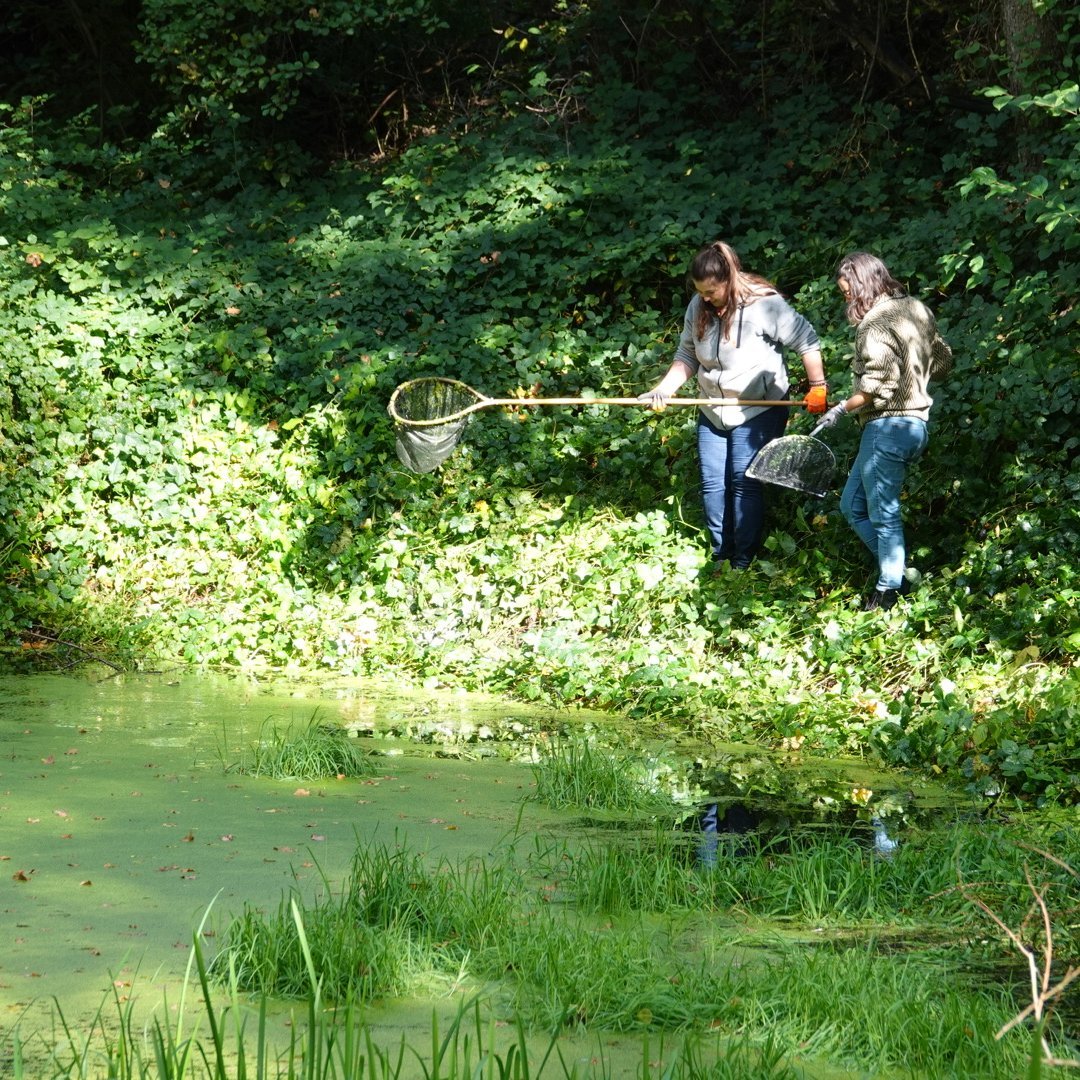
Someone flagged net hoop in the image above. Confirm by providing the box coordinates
[745,434,836,497]
[387,377,487,429]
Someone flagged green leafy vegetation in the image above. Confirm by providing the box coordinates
[0,5,1077,806]
[528,738,680,814]
[229,714,377,780]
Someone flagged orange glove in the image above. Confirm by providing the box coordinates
[804,385,828,414]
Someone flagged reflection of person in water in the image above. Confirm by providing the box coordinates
[696,801,760,868]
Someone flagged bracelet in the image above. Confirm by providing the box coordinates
[809,380,827,387]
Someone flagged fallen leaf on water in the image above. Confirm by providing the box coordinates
[429,818,446,824]
[182,831,195,842]
[54,809,69,818]
[445,825,458,830]
[13,869,34,881]
[80,880,92,886]
[274,846,295,853]
[26,818,40,824]
[64,749,78,756]
[220,834,234,841]
[294,788,311,797]
[42,755,55,764]
[310,834,325,841]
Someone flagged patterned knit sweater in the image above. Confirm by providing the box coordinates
[852,294,952,423]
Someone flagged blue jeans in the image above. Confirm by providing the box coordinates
[840,416,928,590]
[697,407,788,567]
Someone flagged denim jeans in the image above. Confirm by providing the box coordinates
[840,416,929,590]
[697,407,788,567]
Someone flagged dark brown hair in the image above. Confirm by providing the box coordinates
[690,241,776,339]
[835,251,906,324]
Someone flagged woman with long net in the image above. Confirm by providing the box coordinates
[639,240,829,570]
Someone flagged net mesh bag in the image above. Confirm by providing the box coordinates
[745,434,836,497]
[390,379,480,473]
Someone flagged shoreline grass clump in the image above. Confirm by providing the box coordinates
[230,714,376,780]
[540,817,1080,949]
[529,739,680,816]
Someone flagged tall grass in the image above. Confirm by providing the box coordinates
[6,921,806,1079]
[538,818,1080,951]
[12,825,1075,1077]
[204,833,1062,1077]
[228,714,376,780]
[528,739,675,816]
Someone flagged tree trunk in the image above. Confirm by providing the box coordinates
[1001,0,1062,95]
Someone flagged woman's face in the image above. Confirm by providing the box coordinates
[694,276,729,309]
[837,276,853,302]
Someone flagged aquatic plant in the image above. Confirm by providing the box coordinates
[230,714,376,780]
[528,738,678,816]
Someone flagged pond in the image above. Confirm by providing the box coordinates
[0,668,1063,1079]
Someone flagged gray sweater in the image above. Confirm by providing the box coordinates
[852,295,952,423]
[674,292,820,430]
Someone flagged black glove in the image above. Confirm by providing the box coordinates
[811,402,847,434]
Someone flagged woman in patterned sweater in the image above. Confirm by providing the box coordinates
[814,252,953,610]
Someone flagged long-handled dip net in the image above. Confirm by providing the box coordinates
[745,425,837,498]
[388,377,809,473]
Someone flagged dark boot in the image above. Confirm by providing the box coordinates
[863,588,898,611]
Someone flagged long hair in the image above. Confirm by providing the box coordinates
[690,241,776,339]
[835,251,906,324]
